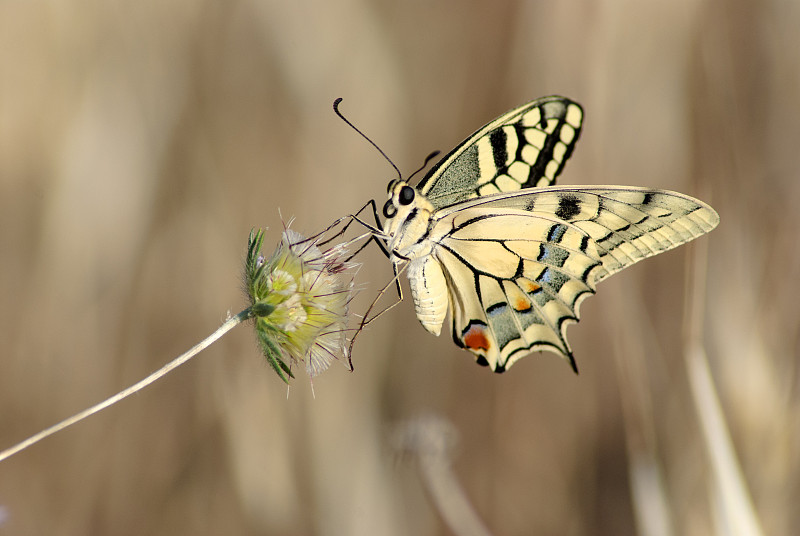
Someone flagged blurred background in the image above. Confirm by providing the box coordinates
[1,0,798,534]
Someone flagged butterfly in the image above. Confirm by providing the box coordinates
[376,96,719,373]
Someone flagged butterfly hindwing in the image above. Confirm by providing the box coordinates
[432,209,600,371]
[416,96,584,210]
[426,186,719,371]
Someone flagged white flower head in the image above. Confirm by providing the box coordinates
[245,227,358,382]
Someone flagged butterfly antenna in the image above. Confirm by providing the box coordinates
[407,150,441,185]
[333,98,401,181]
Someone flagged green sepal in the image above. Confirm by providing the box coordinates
[251,302,276,318]
[256,323,294,383]
[245,228,270,303]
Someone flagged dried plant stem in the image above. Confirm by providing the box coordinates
[686,343,764,536]
[393,415,493,536]
[684,241,764,536]
[416,453,494,536]
[0,308,253,463]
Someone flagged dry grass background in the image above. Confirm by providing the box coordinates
[1,0,798,535]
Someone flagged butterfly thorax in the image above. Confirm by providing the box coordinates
[382,180,436,262]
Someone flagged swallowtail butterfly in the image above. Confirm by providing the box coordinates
[378,96,718,372]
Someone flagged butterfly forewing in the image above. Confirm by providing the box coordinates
[519,187,719,281]
[416,96,584,209]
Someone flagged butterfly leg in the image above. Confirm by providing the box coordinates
[342,199,392,262]
[346,259,409,370]
[302,199,392,264]
[302,200,411,370]
[310,199,382,242]
[320,197,404,305]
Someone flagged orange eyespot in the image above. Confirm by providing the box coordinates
[521,280,541,293]
[513,298,532,312]
[463,325,491,351]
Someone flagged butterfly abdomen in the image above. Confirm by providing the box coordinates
[406,256,449,336]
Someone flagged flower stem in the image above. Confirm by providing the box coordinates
[0,308,253,463]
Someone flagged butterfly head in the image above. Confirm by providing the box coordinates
[381,180,435,259]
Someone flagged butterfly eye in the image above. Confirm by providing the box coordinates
[383,199,397,218]
[398,186,415,205]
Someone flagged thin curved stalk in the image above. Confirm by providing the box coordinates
[0,308,252,463]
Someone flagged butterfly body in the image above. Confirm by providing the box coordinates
[378,96,719,373]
